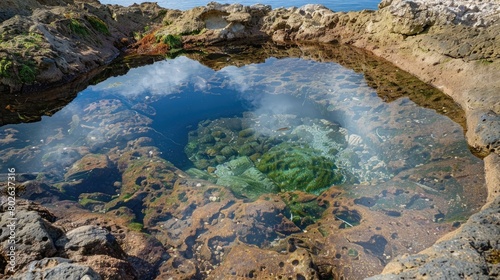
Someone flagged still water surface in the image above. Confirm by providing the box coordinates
[0,43,486,278]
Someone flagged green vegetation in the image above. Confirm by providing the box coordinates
[86,16,110,35]
[180,29,204,36]
[121,193,133,200]
[19,62,36,83]
[69,18,89,36]
[128,222,144,231]
[0,57,12,78]
[284,193,327,229]
[0,57,37,84]
[133,31,143,41]
[0,33,44,54]
[256,142,344,194]
[156,34,182,49]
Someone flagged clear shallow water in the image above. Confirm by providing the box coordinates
[0,47,486,278]
[100,0,380,11]
[0,53,484,212]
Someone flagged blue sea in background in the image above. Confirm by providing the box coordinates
[100,0,380,11]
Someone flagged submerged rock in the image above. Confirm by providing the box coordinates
[60,153,119,198]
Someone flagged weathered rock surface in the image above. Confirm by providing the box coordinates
[0,0,166,93]
[55,225,126,259]
[9,258,102,280]
[368,195,500,280]
[0,200,63,272]
[0,197,171,279]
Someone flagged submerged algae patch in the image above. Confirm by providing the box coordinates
[184,113,353,198]
[256,142,343,194]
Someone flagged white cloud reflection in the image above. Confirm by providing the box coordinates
[91,56,213,97]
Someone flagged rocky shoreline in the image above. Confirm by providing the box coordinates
[0,0,499,279]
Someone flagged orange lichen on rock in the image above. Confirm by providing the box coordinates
[130,31,178,55]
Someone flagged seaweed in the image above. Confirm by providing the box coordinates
[257,142,343,194]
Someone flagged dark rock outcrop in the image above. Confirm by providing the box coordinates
[0,0,166,93]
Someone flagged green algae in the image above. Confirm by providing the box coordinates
[283,193,327,229]
[128,222,144,232]
[257,142,343,194]
[0,57,12,78]
[69,18,89,36]
[86,16,110,35]
[214,157,278,200]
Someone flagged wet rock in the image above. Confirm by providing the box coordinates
[81,255,138,280]
[18,180,65,203]
[49,203,169,280]
[369,195,500,279]
[156,257,197,279]
[60,153,119,198]
[78,192,113,212]
[210,245,318,279]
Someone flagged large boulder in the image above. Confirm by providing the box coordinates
[10,258,101,280]
[56,225,126,260]
[0,205,63,272]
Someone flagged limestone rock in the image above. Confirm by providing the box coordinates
[368,195,500,279]
[0,204,63,271]
[136,3,271,52]
[55,225,126,260]
[467,110,500,156]
[10,258,102,280]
